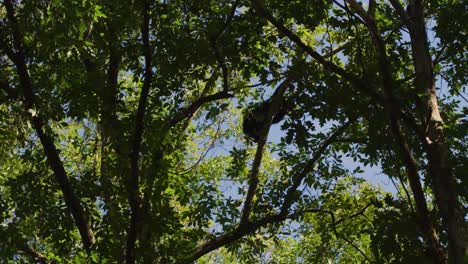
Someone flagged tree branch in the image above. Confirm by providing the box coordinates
[213,0,240,41]
[18,244,54,264]
[169,90,234,127]
[179,119,352,263]
[239,76,293,224]
[251,0,352,81]
[239,133,267,224]
[126,0,154,263]
[344,1,446,262]
[0,77,18,100]
[249,0,385,106]
[388,0,411,26]
[181,194,371,263]
[1,0,95,250]
[209,0,240,93]
[280,120,352,216]
[294,204,373,263]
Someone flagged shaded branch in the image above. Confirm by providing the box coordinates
[251,0,352,81]
[249,0,385,106]
[294,204,373,263]
[210,0,240,91]
[210,0,240,93]
[169,90,234,127]
[344,1,446,262]
[240,76,293,224]
[367,0,376,18]
[213,0,240,41]
[280,120,353,216]
[126,0,154,263]
[388,0,411,26]
[18,244,54,264]
[181,194,372,263]
[433,43,447,65]
[1,0,95,250]
[211,40,230,92]
[0,77,19,101]
[179,120,352,263]
[332,0,367,25]
[334,201,374,226]
[324,41,352,58]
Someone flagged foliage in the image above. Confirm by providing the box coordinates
[0,0,466,263]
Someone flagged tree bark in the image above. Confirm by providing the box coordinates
[407,1,467,263]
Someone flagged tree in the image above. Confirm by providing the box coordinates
[0,0,466,263]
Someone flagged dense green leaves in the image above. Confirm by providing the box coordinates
[0,0,466,263]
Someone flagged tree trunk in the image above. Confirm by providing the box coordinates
[407,2,467,263]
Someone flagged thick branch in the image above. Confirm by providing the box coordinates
[239,133,267,224]
[179,214,286,263]
[2,0,95,250]
[126,0,153,263]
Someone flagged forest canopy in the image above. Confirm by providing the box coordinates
[0,0,466,263]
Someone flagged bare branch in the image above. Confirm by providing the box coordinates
[171,117,223,175]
